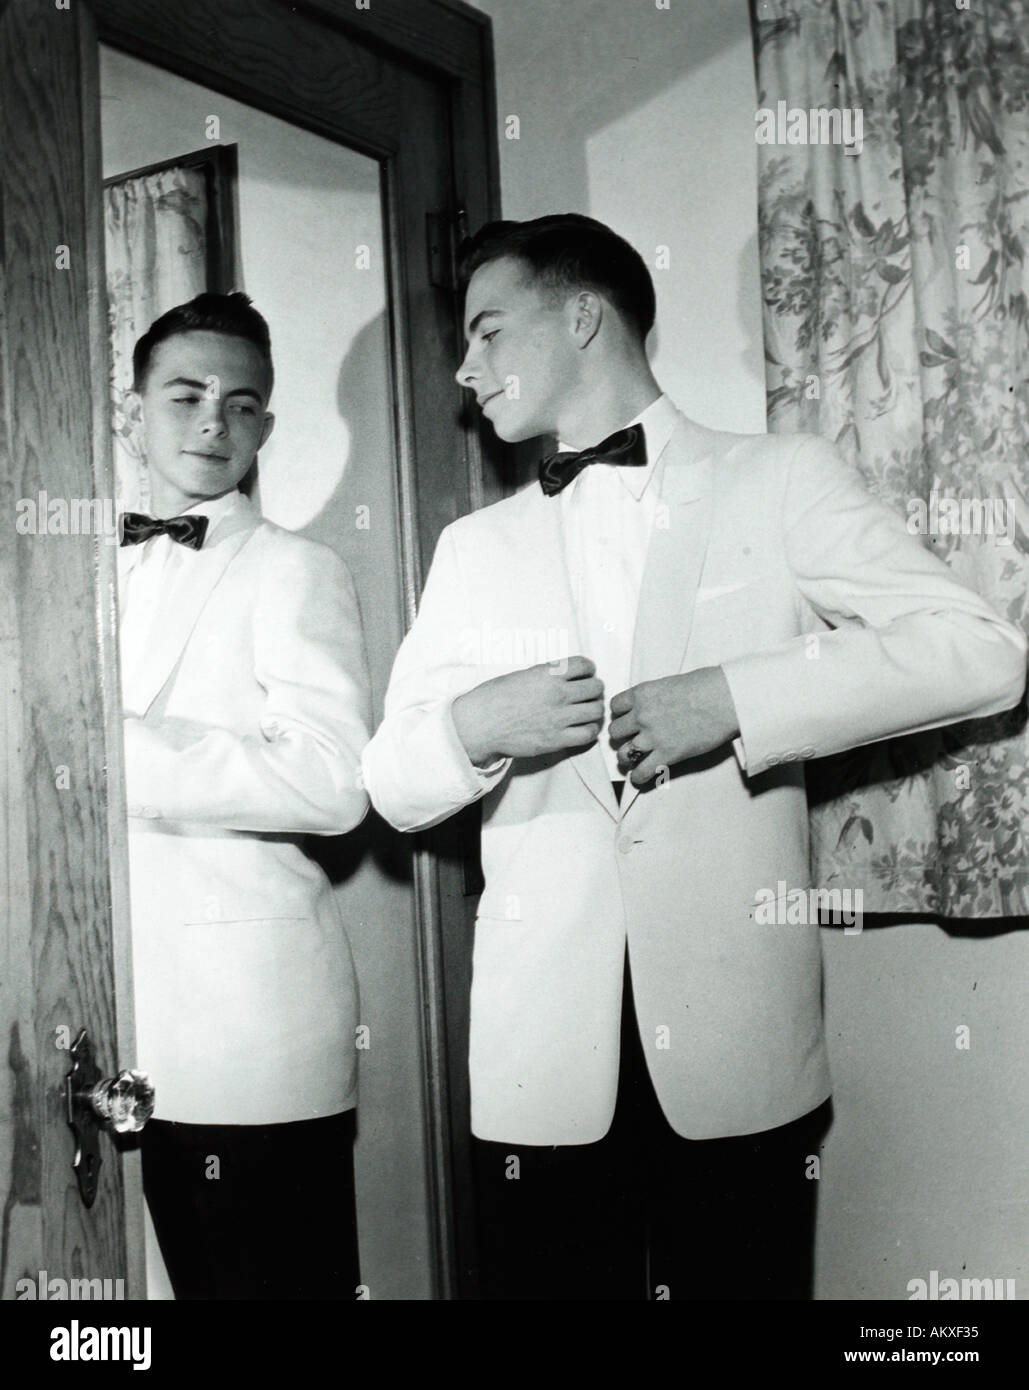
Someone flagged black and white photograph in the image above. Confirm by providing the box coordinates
[1,0,1026,1363]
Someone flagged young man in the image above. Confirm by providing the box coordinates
[119,293,371,1299]
[361,215,1027,1300]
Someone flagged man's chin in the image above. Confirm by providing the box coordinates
[485,416,536,445]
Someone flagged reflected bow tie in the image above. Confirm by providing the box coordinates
[119,512,209,551]
[538,424,647,497]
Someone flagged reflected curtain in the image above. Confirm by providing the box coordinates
[105,164,212,510]
[752,0,1029,915]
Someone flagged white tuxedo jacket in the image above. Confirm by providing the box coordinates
[362,414,1027,1144]
[119,492,371,1125]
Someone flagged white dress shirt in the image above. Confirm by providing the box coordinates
[466,393,680,788]
[118,491,240,711]
[558,393,679,781]
[424,395,683,799]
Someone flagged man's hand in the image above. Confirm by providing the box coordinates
[609,666,740,786]
[452,656,605,767]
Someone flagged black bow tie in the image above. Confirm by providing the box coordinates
[119,512,209,551]
[538,424,647,497]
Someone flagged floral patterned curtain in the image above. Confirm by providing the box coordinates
[105,165,211,510]
[752,0,1029,916]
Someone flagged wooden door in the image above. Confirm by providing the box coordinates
[0,0,142,1302]
[1,0,500,1303]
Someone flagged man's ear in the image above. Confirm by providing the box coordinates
[259,411,276,450]
[569,291,603,349]
[124,390,145,445]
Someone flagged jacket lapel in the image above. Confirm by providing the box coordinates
[620,419,715,818]
[121,494,260,716]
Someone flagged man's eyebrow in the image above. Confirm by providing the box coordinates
[161,377,263,402]
[161,377,207,390]
[465,309,503,339]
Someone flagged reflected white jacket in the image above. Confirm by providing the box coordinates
[120,491,371,1124]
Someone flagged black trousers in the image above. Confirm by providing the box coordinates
[472,951,831,1301]
[140,1110,359,1300]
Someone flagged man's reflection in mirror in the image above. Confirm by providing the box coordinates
[118,293,372,1300]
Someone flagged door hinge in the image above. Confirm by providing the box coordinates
[426,205,469,293]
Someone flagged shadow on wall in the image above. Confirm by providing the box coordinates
[480,0,748,210]
[738,229,767,414]
[294,305,415,892]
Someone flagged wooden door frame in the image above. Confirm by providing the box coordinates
[0,0,142,1300]
[2,0,502,1301]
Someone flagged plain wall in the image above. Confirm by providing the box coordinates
[470,0,1027,1301]
[470,0,767,434]
[101,44,433,1300]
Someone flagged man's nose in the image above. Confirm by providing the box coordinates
[198,402,229,435]
[455,347,479,390]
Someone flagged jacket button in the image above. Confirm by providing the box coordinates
[618,837,634,855]
[143,806,160,819]
[800,745,816,758]
[766,754,781,767]
[781,751,798,762]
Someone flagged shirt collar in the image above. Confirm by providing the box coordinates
[164,488,247,548]
[178,488,245,531]
[560,393,678,502]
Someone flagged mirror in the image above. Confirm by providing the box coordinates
[101,42,431,1301]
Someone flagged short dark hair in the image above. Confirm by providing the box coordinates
[457,214,656,342]
[132,291,274,395]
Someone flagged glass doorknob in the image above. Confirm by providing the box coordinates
[87,1067,155,1133]
[65,1028,155,1207]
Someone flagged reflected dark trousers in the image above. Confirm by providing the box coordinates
[472,941,830,1301]
[140,1110,359,1300]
